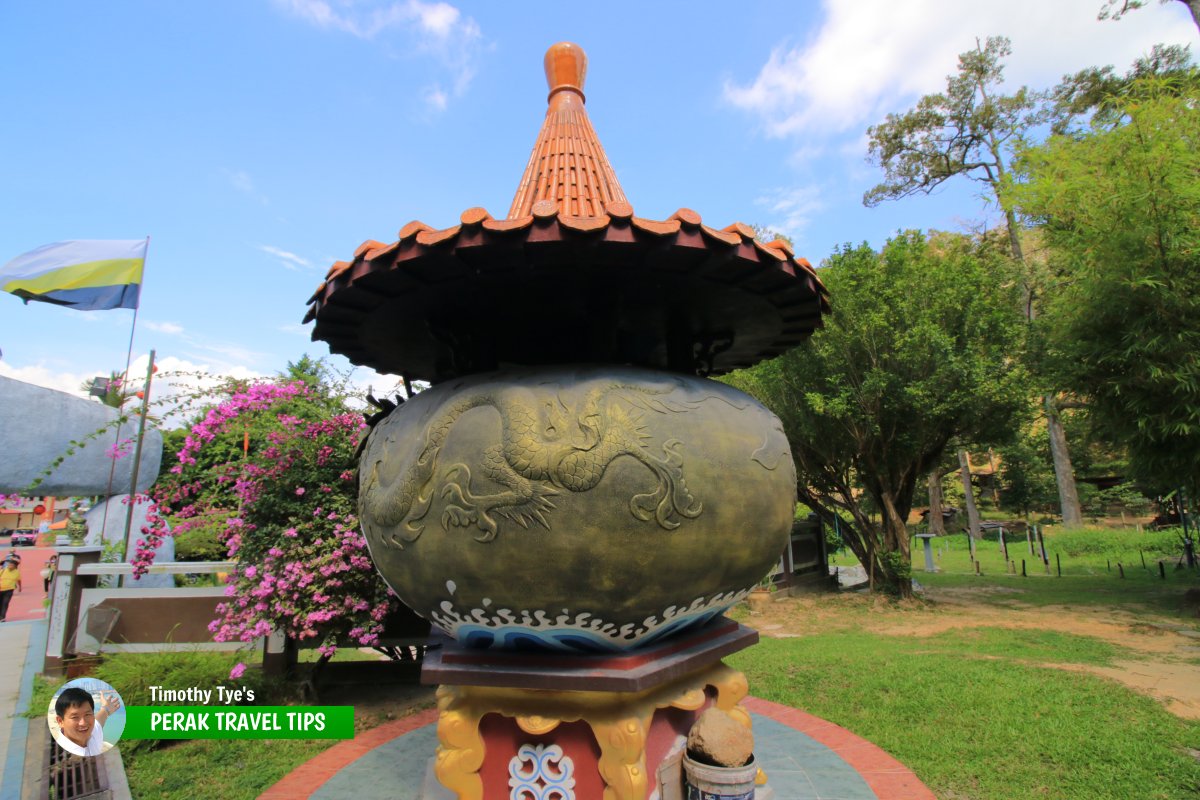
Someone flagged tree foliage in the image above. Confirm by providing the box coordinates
[726,232,1027,595]
[1007,70,1200,493]
[1048,44,1195,135]
[864,36,1042,230]
[1098,0,1200,33]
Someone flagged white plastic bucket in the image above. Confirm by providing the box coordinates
[682,753,757,799]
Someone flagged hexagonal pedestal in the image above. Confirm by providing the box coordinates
[419,617,774,799]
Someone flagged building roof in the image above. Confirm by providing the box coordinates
[305,43,828,384]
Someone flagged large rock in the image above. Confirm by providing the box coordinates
[686,707,754,769]
[0,375,162,496]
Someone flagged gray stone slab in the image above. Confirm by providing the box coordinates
[313,724,439,800]
[0,376,162,496]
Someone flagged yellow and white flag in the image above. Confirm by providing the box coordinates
[1,239,147,311]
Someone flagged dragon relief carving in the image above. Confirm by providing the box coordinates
[360,381,715,546]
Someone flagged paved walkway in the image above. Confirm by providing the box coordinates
[1,545,53,800]
[261,697,936,800]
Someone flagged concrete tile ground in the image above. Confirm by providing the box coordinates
[284,704,935,800]
[0,619,46,800]
[1,547,52,800]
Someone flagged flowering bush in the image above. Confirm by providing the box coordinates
[140,371,400,660]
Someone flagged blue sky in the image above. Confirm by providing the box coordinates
[0,1,1194,405]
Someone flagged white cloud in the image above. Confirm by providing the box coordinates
[341,365,409,411]
[0,361,94,399]
[179,340,269,371]
[724,0,1196,139]
[121,354,265,428]
[144,320,184,335]
[423,85,449,112]
[754,186,826,243]
[222,168,269,205]
[274,0,484,111]
[259,244,312,271]
[411,1,460,39]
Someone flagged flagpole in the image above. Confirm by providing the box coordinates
[98,236,150,542]
[121,348,155,586]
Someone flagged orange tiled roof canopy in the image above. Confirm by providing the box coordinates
[306,43,828,384]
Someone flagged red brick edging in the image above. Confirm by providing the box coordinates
[260,699,936,800]
[742,696,937,800]
[258,707,438,799]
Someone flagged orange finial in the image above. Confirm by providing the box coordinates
[508,42,626,219]
[544,42,587,104]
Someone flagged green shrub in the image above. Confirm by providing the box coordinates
[171,522,228,562]
[1047,526,1184,562]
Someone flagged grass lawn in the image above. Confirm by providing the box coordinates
[729,629,1200,799]
[793,525,1200,798]
[123,738,336,798]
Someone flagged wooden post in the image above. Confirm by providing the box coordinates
[1056,553,1062,577]
[1159,561,1166,580]
[1140,549,1147,570]
[1118,563,1125,579]
[262,630,296,677]
[1027,525,1035,555]
[1021,559,1026,577]
[958,449,983,540]
[974,560,981,576]
[927,470,946,535]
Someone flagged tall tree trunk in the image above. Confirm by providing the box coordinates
[1002,206,1084,531]
[1045,396,1083,527]
[958,449,983,539]
[927,470,945,535]
[879,491,914,598]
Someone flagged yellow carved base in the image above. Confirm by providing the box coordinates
[434,661,761,800]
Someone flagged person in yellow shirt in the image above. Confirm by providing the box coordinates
[0,557,21,622]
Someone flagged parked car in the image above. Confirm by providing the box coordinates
[9,529,36,547]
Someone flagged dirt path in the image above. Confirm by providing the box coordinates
[745,586,1200,719]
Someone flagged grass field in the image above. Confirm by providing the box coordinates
[773,525,1200,798]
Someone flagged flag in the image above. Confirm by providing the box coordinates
[0,239,147,311]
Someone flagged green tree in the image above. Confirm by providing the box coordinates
[864,35,1085,527]
[1007,70,1200,495]
[997,421,1060,517]
[726,231,1027,596]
